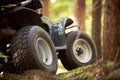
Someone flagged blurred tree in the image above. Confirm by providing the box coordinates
[103,0,120,62]
[74,0,86,31]
[42,0,50,16]
[92,0,102,59]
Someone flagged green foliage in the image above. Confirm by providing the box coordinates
[85,0,92,35]
[49,0,95,35]
[79,72,91,80]
[57,64,93,80]
[106,61,115,70]
[49,0,104,36]
[0,52,8,63]
[50,0,74,20]
[104,61,120,70]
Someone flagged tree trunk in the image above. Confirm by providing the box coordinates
[42,0,49,16]
[92,0,102,59]
[103,0,120,62]
[74,0,86,31]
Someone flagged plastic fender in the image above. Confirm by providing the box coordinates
[50,17,73,48]
[3,7,43,30]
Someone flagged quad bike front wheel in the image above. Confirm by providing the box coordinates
[59,31,97,70]
[11,26,57,74]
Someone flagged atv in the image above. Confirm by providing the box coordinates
[0,0,97,74]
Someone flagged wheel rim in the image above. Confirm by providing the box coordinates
[73,39,92,63]
[36,37,53,65]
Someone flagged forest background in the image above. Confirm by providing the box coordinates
[0,0,120,80]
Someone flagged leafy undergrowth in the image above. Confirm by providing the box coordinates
[0,60,120,80]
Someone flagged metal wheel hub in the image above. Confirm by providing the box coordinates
[73,39,92,63]
[36,37,53,65]
[76,48,83,56]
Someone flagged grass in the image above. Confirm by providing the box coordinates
[0,52,8,63]
[1,60,119,80]
[56,60,105,80]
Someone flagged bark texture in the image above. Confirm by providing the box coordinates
[74,0,86,31]
[42,0,49,16]
[92,0,102,59]
[103,0,120,62]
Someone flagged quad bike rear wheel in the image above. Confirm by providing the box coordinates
[11,26,57,74]
[59,31,97,70]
